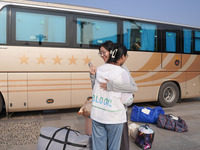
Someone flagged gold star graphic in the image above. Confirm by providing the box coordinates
[68,55,78,65]
[83,56,92,65]
[37,55,46,64]
[53,55,62,64]
[19,54,29,64]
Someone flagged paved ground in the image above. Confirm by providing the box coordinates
[0,97,200,150]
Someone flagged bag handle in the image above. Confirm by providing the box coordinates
[63,127,71,150]
[144,124,149,129]
[45,126,71,150]
[44,126,87,150]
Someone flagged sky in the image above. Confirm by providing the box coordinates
[29,0,200,28]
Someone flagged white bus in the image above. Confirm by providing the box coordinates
[0,0,199,115]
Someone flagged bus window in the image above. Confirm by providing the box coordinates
[183,29,192,53]
[123,21,157,51]
[166,32,176,52]
[194,31,200,52]
[76,18,117,45]
[0,7,7,44]
[16,11,66,44]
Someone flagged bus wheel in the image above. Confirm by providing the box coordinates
[158,82,179,107]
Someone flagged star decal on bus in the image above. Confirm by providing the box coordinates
[83,56,92,65]
[37,55,47,64]
[53,55,62,64]
[19,54,29,64]
[68,55,78,65]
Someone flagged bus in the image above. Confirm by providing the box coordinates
[0,0,199,115]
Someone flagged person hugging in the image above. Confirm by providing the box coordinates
[91,43,132,150]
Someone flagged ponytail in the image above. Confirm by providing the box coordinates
[107,43,127,63]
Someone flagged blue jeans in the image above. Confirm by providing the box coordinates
[92,120,124,150]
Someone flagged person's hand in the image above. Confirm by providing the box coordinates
[89,65,97,75]
[100,79,109,90]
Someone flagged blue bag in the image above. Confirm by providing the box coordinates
[130,105,165,124]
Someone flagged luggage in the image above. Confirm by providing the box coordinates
[157,114,188,133]
[37,126,92,150]
[78,97,92,135]
[130,105,165,124]
[135,124,154,150]
[78,100,92,118]
[128,123,139,139]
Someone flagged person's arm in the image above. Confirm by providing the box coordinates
[90,74,96,89]
[107,65,137,93]
[89,64,97,89]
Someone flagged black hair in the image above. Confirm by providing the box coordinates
[99,41,114,52]
[107,43,127,63]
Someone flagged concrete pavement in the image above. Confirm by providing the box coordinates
[0,97,200,150]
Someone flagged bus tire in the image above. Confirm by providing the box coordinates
[158,82,180,107]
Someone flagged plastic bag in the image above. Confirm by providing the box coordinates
[135,124,154,150]
[78,100,92,118]
[129,123,139,139]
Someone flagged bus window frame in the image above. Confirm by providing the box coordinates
[122,19,160,52]
[10,6,69,48]
[161,24,182,54]
[72,13,120,48]
[3,4,200,55]
[0,6,8,45]
[193,30,200,54]
[182,27,193,54]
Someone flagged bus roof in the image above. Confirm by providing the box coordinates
[0,0,199,30]
[0,0,110,14]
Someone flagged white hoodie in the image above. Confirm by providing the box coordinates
[91,63,132,124]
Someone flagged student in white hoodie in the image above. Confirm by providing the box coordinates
[89,41,137,150]
[91,43,134,150]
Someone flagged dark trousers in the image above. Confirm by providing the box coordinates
[120,120,129,150]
